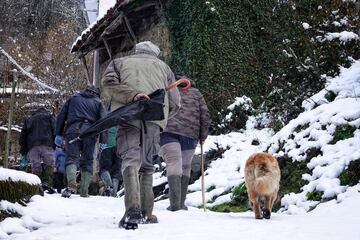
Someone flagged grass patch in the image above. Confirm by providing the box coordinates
[207,185,216,192]
[209,183,249,213]
[294,123,310,133]
[324,90,337,102]
[339,160,360,186]
[331,124,356,144]
[306,191,323,201]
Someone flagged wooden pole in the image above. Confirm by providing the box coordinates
[200,141,206,211]
[4,70,17,168]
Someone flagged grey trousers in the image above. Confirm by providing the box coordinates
[28,145,54,173]
[116,120,160,175]
[159,142,195,177]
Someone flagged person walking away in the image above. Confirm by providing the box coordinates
[101,41,180,229]
[19,107,56,193]
[55,85,107,198]
[159,75,211,211]
[99,127,122,197]
[53,146,66,193]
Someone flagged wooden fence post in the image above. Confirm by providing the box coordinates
[4,70,17,168]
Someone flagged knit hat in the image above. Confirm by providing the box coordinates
[135,41,160,57]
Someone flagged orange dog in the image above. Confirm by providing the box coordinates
[244,152,280,219]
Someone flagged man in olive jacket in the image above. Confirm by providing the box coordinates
[101,41,180,229]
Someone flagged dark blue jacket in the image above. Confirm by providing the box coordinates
[55,89,107,143]
[19,108,55,155]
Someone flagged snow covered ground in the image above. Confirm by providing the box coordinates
[1,189,360,240]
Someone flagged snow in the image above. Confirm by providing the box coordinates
[0,168,41,185]
[0,126,21,133]
[302,22,310,29]
[317,31,359,43]
[0,190,359,240]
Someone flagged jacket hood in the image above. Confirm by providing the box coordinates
[80,90,98,98]
[32,107,48,115]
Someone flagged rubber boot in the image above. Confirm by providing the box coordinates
[62,164,77,198]
[33,170,44,196]
[140,173,158,224]
[100,171,113,196]
[100,171,112,188]
[118,167,143,229]
[42,165,55,194]
[167,175,181,211]
[79,171,92,197]
[180,175,190,210]
[112,178,120,197]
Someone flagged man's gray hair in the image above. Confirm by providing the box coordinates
[135,41,160,57]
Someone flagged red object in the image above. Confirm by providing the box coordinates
[165,79,191,91]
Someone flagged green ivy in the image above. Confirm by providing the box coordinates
[166,1,360,133]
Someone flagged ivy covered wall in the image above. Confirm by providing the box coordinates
[166,0,360,133]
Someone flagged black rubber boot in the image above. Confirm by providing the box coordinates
[118,207,144,229]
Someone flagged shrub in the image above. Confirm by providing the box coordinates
[0,179,41,204]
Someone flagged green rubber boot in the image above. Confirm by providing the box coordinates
[118,167,143,229]
[180,175,190,210]
[140,173,158,223]
[62,164,77,198]
[167,175,181,211]
[79,171,92,198]
[112,178,120,197]
[42,165,55,194]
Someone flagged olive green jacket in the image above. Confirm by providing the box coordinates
[101,53,180,130]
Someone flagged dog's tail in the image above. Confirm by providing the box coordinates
[254,163,280,196]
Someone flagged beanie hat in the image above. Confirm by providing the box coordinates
[135,41,160,57]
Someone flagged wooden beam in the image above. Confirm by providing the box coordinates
[80,55,91,85]
[123,15,137,44]
[101,11,124,38]
[102,38,113,59]
[4,70,17,168]
[133,1,158,12]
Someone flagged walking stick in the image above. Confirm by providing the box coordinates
[200,140,206,211]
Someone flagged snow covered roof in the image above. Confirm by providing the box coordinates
[71,0,166,56]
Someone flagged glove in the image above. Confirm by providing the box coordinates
[54,135,63,147]
[20,155,29,170]
[99,143,107,152]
